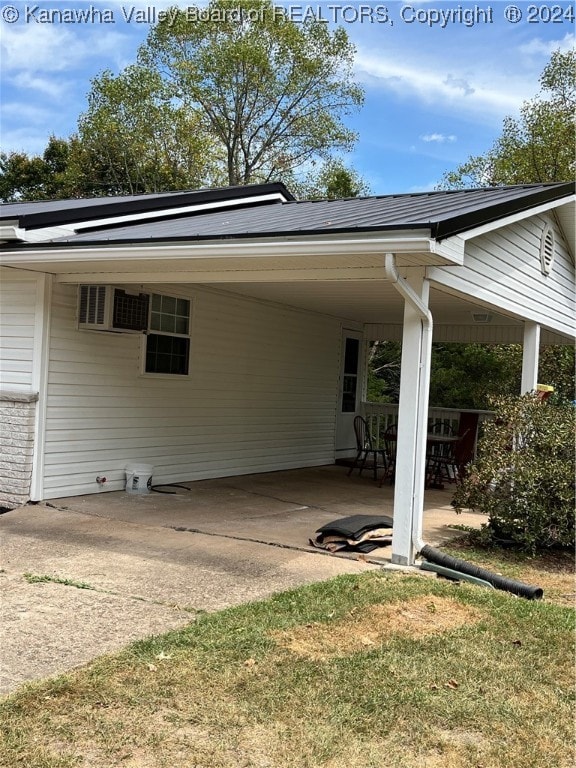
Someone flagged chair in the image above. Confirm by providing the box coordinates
[426,428,471,488]
[378,423,398,486]
[347,416,387,481]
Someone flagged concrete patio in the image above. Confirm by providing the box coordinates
[1,465,484,695]
[47,465,480,551]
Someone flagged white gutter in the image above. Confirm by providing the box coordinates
[1,234,435,266]
[384,253,432,555]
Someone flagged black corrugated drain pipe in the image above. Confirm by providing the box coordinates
[419,545,544,600]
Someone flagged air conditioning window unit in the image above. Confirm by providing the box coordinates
[78,285,149,332]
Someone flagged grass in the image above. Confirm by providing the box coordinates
[1,548,574,768]
[23,574,97,591]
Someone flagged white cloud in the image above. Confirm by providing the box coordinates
[519,33,574,57]
[408,181,438,193]
[420,133,457,143]
[1,101,56,124]
[0,126,54,155]
[443,74,474,97]
[11,72,69,99]
[0,23,131,73]
[354,49,534,123]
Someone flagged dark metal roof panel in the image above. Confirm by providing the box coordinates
[47,182,574,245]
[0,182,294,228]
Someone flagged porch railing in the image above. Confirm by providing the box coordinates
[361,402,495,458]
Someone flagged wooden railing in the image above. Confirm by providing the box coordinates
[361,402,494,457]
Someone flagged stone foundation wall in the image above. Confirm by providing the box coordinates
[0,391,38,509]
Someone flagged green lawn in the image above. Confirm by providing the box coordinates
[1,549,574,768]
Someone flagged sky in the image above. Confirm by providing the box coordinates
[0,0,573,194]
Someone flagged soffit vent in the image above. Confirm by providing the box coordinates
[471,312,493,324]
[540,224,555,275]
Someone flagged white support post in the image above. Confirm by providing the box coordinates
[30,273,52,501]
[390,268,432,566]
[521,322,540,394]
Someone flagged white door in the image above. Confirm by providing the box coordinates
[336,331,363,458]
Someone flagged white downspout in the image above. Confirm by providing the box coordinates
[384,254,432,555]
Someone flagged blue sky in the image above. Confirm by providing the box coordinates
[1,1,573,194]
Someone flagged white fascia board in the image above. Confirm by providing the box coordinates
[10,193,288,243]
[429,235,465,265]
[456,195,576,242]
[1,232,435,267]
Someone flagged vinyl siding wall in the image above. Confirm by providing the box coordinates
[430,213,575,338]
[0,267,41,391]
[0,268,43,507]
[43,282,342,498]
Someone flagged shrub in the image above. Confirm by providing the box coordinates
[452,394,575,551]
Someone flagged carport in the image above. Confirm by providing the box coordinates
[1,182,574,569]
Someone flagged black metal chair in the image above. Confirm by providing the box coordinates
[379,423,398,486]
[426,428,471,488]
[347,415,387,481]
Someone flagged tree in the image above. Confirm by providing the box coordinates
[0,136,78,202]
[75,65,222,195]
[291,158,370,200]
[440,49,575,188]
[367,341,575,408]
[138,0,364,186]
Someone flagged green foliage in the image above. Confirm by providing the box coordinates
[368,341,575,408]
[75,65,222,195]
[292,158,370,200]
[453,394,576,551]
[429,344,520,408]
[440,49,575,187]
[0,136,78,202]
[139,0,364,185]
[366,341,401,402]
[2,1,366,200]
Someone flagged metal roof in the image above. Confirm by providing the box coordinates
[0,182,294,229]
[4,182,574,245]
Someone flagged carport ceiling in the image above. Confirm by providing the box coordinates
[208,279,521,327]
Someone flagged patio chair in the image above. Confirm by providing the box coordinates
[378,423,398,486]
[347,415,387,481]
[426,428,471,488]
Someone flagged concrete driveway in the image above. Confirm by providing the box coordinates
[0,466,482,695]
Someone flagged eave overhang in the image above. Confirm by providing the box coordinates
[0,230,464,284]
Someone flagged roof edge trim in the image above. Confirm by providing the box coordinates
[433,182,575,240]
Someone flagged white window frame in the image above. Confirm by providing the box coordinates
[140,291,192,378]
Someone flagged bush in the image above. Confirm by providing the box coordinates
[452,394,575,552]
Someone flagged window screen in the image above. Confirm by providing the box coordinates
[145,293,191,375]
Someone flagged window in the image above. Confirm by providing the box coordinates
[145,293,191,375]
[341,337,360,412]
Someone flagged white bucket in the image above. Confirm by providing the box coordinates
[125,463,154,494]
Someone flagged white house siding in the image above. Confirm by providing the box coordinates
[42,282,342,498]
[0,267,40,391]
[429,213,575,338]
[0,268,43,507]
